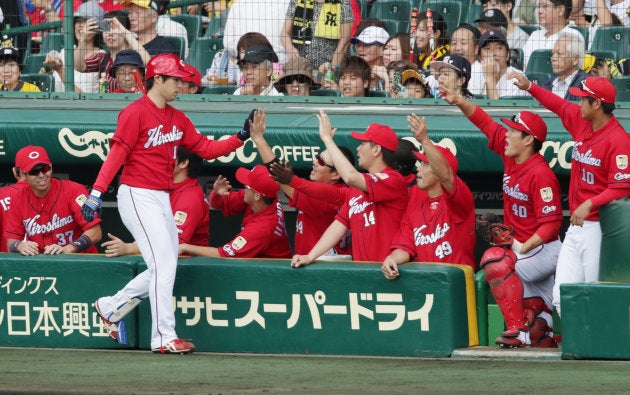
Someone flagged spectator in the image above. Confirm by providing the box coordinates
[291,110,408,266]
[475,8,509,35]
[382,115,476,278]
[469,29,529,99]
[402,68,429,98]
[275,57,319,96]
[100,148,210,256]
[350,26,389,91]
[223,0,290,64]
[512,0,538,24]
[180,165,292,258]
[109,49,145,93]
[382,33,412,67]
[120,0,176,56]
[521,0,578,69]
[234,44,283,96]
[431,54,474,99]
[5,145,102,255]
[414,10,450,72]
[181,63,202,94]
[541,31,588,100]
[449,23,481,66]
[336,55,371,97]
[384,60,425,98]
[0,46,40,92]
[282,0,353,70]
[480,0,530,49]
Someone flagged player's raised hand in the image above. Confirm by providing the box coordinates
[269,161,294,184]
[381,256,400,280]
[82,190,103,222]
[316,109,337,142]
[408,113,429,144]
[248,108,267,141]
[507,71,531,91]
[237,108,257,141]
[440,81,462,105]
[290,254,313,268]
[213,175,232,196]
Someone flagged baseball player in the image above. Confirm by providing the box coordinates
[382,114,477,277]
[179,165,292,259]
[509,73,630,317]
[0,165,27,252]
[291,110,408,266]
[5,145,102,255]
[443,83,563,348]
[82,54,249,354]
[247,109,353,256]
[100,147,210,256]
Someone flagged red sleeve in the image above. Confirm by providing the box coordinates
[364,170,406,203]
[444,178,475,224]
[182,124,244,161]
[218,220,270,258]
[67,181,102,231]
[468,106,507,158]
[93,142,128,193]
[535,221,561,243]
[590,188,630,208]
[289,176,348,207]
[390,204,417,258]
[210,189,246,217]
[172,190,205,244]
[529,83,583,141]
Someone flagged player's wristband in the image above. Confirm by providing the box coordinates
[9,240,20,253]
[263,157,280,170]
[73,234,93,252]
[90,189,102,198]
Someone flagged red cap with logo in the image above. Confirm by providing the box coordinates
[145,53,194,80]
[350,123,399,152]
[413,146,459,174]
[15,145,52,173]
[235,165,280,198]
[568,76,616,104]
[500,111,548,141]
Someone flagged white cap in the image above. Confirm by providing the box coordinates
[350,26,389,46]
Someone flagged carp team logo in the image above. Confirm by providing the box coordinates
[174,211,187,226]
[616,155,628,170]
[231,236,247,251]
[58,128,114,161]
[540,187,553,202]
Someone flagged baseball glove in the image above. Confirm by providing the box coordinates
[476,212,514,247]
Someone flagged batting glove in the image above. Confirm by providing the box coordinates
[82,190,103,222]
[236,108,257,141]
[511,239,523,255]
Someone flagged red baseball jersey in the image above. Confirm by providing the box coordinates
[531,84,630,220]
[210,190,292,258]
[4,178,101,253]
[335,167,408,262]
[170,177,209,246]
[0,181,27,252]
[391,178,477,270]
[288,177,351,255]
[93,95,243,193]
[469,107,563,241]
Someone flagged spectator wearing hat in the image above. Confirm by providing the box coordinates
[469,29,528,99]
[291,110,408,266]
[0,46,40,92]
[350,26,389,91]
[442,76,563,348]
[180,165,292,258]
[5,145,103,255]
[234,44,283,96]
[509,73,630,317]
[282,0,353,70]
[480,0,530,49]
[275,57,318,96]
[413,10,450,72]
[450,23,481,67]
[541,31,587,100]
[382,114,476,278]
[181,63,202,94]
[475,8,509,35]
[401,68,429,98]
[119,0,176,57]
[384,60,427,98]
[431,54,474,99]
[110,49,145,93]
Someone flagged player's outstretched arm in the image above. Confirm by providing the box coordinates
[179,244,221,257]
[249,108,277,164]
[291,220,348,268]
[381,249,411,280]
[269,161,296,199]
[102,232,140,257]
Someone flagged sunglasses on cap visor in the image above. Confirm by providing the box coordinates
[580,79,606,102]
[26,164,51,176]
[315,154,335,169]
[510,113,533,135]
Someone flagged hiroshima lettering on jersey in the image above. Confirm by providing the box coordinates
[348,196,373,218]
[502,175,529,201]
[274,202,286,237]
[23,214,74,236]
[145,125,184,148]
[571,143,602,167]
[413,223,450,246]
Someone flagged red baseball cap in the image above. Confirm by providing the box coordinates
[235,165,279,198]
[182,63,202,88]
[500,111,547,141]
[413,146,459,174]
[15,145,52,173]
[145,53,193,80]
[568,76,616,103]
[350,123,398,152]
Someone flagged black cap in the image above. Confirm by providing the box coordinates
[110,49,145,78]
[238,44,276,66]
[0,46,19,61]
[475,9,508,30]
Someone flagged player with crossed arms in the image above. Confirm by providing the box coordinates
[81,54,250,354]
[442,82,563,348]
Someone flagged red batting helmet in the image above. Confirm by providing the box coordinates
[145,53,194,80]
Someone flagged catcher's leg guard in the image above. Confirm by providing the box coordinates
[528,317,557,348]
[481,247,528,337]
[524,296,553,328]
